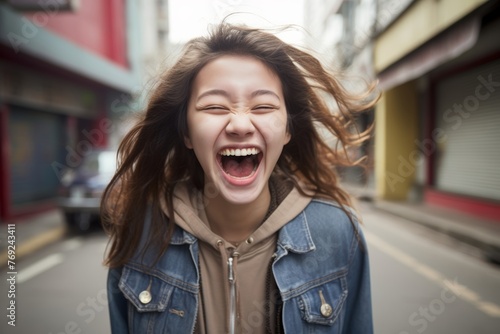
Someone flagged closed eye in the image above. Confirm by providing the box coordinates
[200,105,229,113]
[252,105,279,113]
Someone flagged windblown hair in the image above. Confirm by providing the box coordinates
[102,22,377,268]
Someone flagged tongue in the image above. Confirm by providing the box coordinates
[224,156,255,178]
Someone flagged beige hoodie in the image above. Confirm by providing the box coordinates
[168,176,312,334]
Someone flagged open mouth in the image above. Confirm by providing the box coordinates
[217,148,263,179]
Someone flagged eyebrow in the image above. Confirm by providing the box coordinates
[250,89,281,101]
[196,89,281,102]
[196,89,230,102]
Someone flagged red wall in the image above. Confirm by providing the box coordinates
[24,0,128,68]
[425,189,500,223]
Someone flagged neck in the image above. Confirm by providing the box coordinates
[204,186,271,244]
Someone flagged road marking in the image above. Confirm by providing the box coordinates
[0,225,66,265]
[61,237,83,252]
[17,253,64,284]
[364,230,500,318]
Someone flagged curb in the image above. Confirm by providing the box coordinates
[342,184,500,263]
[1,225,67,267]
[373,200,500,264]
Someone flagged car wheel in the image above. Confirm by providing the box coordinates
[76,212,92,232]
[65,212,92,233]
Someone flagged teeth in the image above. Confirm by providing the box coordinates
[219,147,261,157]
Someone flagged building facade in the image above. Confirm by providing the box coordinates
[374,0,500,221]
[306,0,500,222]
[0,0,141,221]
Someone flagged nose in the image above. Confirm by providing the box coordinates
[225,113,255,137]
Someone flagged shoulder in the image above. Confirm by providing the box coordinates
[301,199,362,247]
[303,199,359,228]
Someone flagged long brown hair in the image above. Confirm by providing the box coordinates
[102,22,377,268]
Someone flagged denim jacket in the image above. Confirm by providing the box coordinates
[107,199,373,333]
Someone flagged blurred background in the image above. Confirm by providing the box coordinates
[0,0,499,333]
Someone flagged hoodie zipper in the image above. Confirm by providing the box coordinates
[228,256,236,334]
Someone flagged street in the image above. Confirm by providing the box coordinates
[1,203,500,334]
[362,203,500,334]
[1,229,110,334]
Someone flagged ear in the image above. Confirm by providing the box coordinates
[284,131,291,145]
[184,135,193,149]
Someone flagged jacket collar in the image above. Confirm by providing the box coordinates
[168,205,316,252]
[275,210,316,259]
[167,206,316,254]
[170,225,197,245]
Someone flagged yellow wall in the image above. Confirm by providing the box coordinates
[375,0,486,72]
[375,81,419,200]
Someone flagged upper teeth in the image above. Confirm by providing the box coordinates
[219,148,261,156]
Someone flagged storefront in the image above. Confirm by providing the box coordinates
[426,30,500,221]
[0,1,140,221]
[374,0,500,221]
[0,61,104,218]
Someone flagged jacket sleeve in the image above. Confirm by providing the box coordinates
[107,267,129,334]
[343,227,374,333]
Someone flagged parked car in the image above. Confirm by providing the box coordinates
[57,150,117,233]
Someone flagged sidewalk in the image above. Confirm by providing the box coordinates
[0,209,67,266]
[346,184,500,263]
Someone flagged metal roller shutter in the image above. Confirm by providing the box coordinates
[9,106,66,208]
[434,58,500,201]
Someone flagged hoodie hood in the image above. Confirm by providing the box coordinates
[167,176,312,251]
[160,176,313,334]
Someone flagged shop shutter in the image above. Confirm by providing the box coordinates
[9,106,66,208]
[434,58,500,201]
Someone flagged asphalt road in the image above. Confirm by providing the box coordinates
[1,229,110,334]
[362,202,500,334]
[1,202,499,333]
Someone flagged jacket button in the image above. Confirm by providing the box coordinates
[321,303,333,317]
[139,290,152,304]
[319,290,333,317]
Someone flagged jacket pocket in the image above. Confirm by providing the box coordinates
[119,266,198,334]
[119,266,173,313]
[297,275,348,326]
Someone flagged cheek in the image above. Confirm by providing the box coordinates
[187,115,225,150]
[256,112,289,144]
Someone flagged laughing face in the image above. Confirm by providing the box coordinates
[185,55,290,205]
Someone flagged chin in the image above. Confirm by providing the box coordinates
[218,188,262,205]
[205,169,268,206]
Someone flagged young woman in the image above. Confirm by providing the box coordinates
[103,22,376,334]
